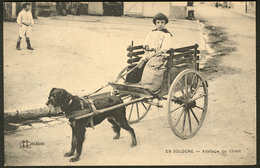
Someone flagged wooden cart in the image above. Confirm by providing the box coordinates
[74,43,209,140]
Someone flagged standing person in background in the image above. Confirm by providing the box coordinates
[16,2,34,50]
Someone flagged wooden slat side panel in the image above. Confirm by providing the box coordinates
[127,51,145,57]
[127,45,144,51]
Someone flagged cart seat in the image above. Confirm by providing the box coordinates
[109,82,154,98]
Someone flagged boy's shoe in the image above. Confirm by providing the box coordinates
[27,46,34,50]
[16,42,21,50]
[26,38,34,50]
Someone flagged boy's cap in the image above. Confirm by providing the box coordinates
[153,13,169,25]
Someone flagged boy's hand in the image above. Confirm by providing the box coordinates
[145,47,156,52]
[144,45,149,51]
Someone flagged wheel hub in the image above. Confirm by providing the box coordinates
[186,99,196,108]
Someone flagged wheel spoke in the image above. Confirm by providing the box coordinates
[175,108,185,126]
[192,94,206,101]
[191,73,196,86]
[190,80,202,99]
[190,108,199,125]
[122,76,125,81]
[187,109,192,133]
[185,74,188,96]
[126,97,151,124]
[141,102,148,111]
[195,105,204,111]
[171,104,185,113]
[182,110,187,133]
[190,73,196,94]
[177,81,185,97]
[136,103,140,118]
[128,104,134,121]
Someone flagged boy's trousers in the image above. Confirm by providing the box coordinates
[19,24,32,37]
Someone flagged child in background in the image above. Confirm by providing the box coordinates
[16,3,34,50]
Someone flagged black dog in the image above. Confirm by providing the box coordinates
[46,88,137,162]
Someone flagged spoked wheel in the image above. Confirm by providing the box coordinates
[115,64,137,84]
[167,69,208,139]
[122,95,151,124]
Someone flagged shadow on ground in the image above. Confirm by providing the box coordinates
[198,19,240,80]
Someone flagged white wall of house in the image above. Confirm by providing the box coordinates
[142,2,171,17]
[171,2,187,6]
[124,2,143,16]
[124,2,186,19]
[11,2,16,18]
[124,2,171,17]
[231,1,255,14]
[88,2,103,15]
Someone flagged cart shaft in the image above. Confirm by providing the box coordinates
[74,97,147,120]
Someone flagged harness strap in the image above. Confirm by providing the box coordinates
[81,98,95,129]
[80,99,84,110]
[85,83,109,98]
[86,98,98,129]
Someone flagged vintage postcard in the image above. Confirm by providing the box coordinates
[3,1,256,166]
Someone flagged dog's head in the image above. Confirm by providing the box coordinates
[46,88,72,109]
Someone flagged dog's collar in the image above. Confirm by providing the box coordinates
[80,99,84,110]
[67,98,73,106]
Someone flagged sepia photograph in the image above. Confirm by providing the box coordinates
[3,1,256,166]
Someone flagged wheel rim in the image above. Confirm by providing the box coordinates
[123,95,151,124]
[116,64,137,84]
[167,69,208,139]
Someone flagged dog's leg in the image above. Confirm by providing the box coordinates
[119,118,137,147]
[64,125,76,157]
[70,126,86,162]
[107,118,121,139]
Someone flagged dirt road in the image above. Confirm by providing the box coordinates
[4,15,201,112]
[195,3,256,165]
[4,3,256,166]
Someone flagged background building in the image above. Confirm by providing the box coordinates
[4,2,189,20]
[3,2,57,20]
[212,1,255,15]
[89,2,188,18]
[4,1,254,21]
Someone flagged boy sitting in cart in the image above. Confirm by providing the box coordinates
[139,13,173,92]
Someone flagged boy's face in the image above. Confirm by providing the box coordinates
[155,20,166,30]
[25,5,31,11]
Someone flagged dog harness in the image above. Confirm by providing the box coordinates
[80,98,96,129]
[65,97,96,129]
